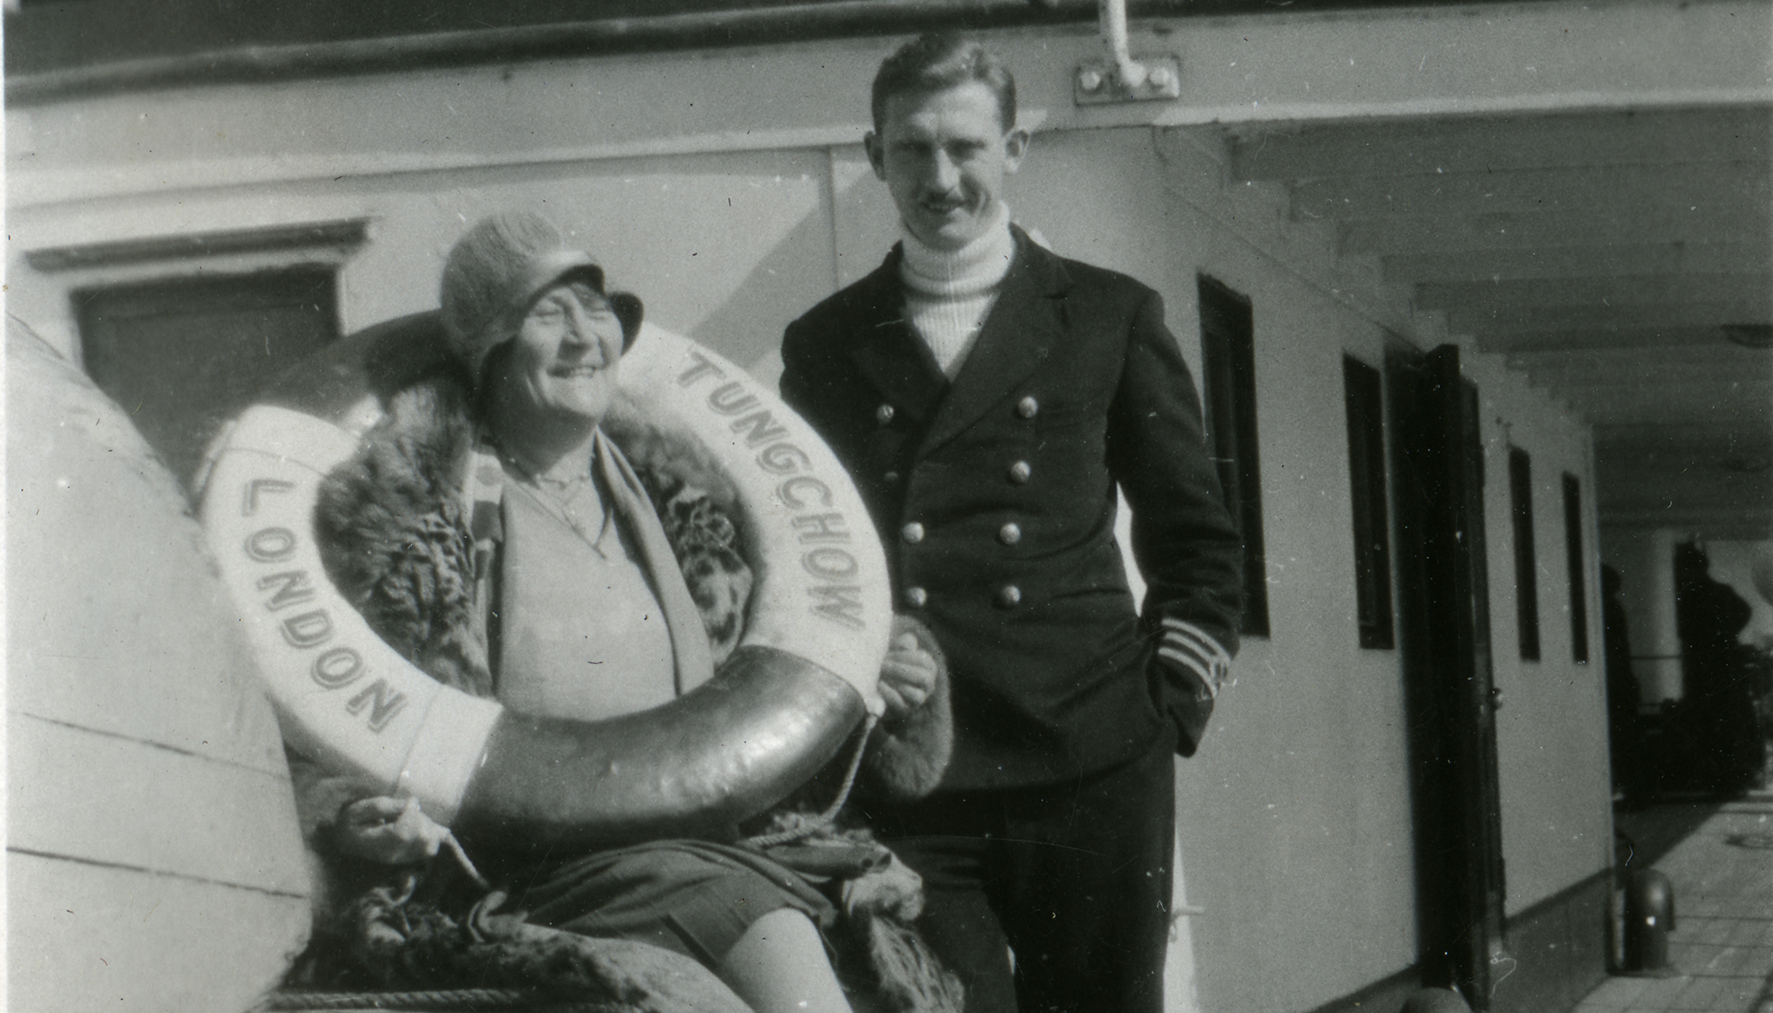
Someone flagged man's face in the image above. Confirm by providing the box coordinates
[866,81,1028,251]
[503,280,625,424]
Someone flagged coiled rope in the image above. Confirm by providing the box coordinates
[739,712,880,849]
[253,987,628,1011]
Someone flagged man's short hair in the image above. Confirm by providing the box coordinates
[871,32,1017,133]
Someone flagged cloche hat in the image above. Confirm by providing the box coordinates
[439,211,643,381]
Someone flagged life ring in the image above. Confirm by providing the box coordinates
[199,313,891,846]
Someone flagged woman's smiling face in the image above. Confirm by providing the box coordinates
[503,279,625,425]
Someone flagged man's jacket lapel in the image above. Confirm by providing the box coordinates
[918,232,1071,458]
[843,250,949,427]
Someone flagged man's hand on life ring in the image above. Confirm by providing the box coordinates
[334,796,450,865]
[879,630,938,721]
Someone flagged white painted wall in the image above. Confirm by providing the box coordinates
[7,323,312,1013]
[6,14,1625,1010]
[1137,131,1419,1013]
[1462,354,1615,913]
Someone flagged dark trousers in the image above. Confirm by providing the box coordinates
[872,732,1177,1013]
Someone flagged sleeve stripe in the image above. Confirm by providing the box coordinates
[1157,646,1218,698]
[1157,618,1235,694]
[1158,637,1229,696]
[1159,617,1233,667]
[1160,626,1217,659]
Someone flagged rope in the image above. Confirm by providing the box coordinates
[254,987,631,1010]
[739,712,880,849]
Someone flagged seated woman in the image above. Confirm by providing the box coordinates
[285,211,958,1013]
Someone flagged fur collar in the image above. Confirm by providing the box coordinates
[313,369,950,799]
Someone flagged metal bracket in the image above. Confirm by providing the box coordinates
[1074,55,1182,105]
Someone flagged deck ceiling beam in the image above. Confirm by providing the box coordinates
[1416,273,1773,312]
[1293,162,1767,221]
[1382,243,1771,285]
[1341,207,1768,255]
[1230,107,1770,181]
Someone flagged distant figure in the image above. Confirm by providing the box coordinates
[1601,565,1644,801]
[1672,541,1765,795]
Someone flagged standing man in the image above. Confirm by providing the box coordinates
[780,32,1244,1013]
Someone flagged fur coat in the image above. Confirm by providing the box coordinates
[283,367,960,1013]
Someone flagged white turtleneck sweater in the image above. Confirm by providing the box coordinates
[899,202,1018,379]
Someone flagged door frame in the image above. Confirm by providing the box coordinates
[1387,343,1510,1007]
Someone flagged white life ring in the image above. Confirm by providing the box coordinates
[199,314,891,844]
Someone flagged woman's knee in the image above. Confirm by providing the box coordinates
[717,908,852,1013]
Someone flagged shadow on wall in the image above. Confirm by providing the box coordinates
[691,166,847,380]
[693,148,898,382]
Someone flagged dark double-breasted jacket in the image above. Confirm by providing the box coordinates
[782,228,1243,791]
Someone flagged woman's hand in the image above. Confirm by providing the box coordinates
[878,629,939,720]
[333,796,450,865]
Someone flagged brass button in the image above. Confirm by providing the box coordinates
[905,586,928,608]
[1008,460,1032,484]
[998,522,1022,545]
[876,403,895,424]
[901,522,925,544]
[1016,396,1039,419]
[996,584,1023,608]
[883,470,902,485]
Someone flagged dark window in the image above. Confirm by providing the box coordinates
[1344,356,1394,649]
[75,267,339,488]
[1563,473,1589,664]
[1198,275,1268,637]
[1508,446,1540,661]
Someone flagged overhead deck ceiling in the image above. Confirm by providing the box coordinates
[1225,105,1773,541]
